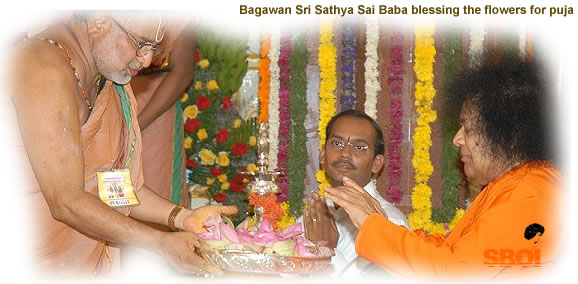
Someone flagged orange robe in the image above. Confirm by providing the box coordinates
[23,82,144,274]
[356,163,562,279]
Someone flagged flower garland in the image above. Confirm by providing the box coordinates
[363,17,380,120]
[277,33,292,202]
[268,29,281,171]
[317,18,337,148]
[468,23,486,69]
[316,18,337,194]
[341,21,356,110]
[432,29,464,223]
[409,24,464,234]
[288,33,308,217]
[258,32,271,123]
[385,30,404,203]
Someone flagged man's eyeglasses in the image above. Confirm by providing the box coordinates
[110,17,163,57]
[326,137,372,154]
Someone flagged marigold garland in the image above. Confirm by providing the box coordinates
[316,18,337,194]
[317,18,337,148]
[258,32,271,123]
[248,192,284,230]
[408,24,464,235]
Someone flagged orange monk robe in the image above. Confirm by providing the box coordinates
[356,163,563,279]
[23,82,144,274]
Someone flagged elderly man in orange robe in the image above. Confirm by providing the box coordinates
[325,57,562,279]
[11,12,235,276]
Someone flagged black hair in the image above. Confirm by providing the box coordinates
[524,223,545,240]
[448,56,556,165]
[325,110,385,156]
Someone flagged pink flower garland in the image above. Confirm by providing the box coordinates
[276,33,291,202]
[386,31,404,203]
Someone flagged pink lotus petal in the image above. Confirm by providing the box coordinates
[220,223,240,243]
[295,244,315,257]
[279,223,303,239]
[198,232,219,240]
[258,219,273,233]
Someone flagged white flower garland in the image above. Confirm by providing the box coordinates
[468,23,486,69]
[364,17,380,120]
[268,28,281,171]
[519,25,527,58]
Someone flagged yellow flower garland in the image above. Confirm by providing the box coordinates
[408,23,465,235]
[316,18,337,195]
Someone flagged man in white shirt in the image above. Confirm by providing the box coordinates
[304,110,409,278]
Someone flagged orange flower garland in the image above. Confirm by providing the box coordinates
[248,192,284,230]
[258,32,271,123]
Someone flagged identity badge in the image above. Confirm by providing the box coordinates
[97,169,140,208]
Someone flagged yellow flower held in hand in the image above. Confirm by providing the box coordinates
[184,136,192,149]
[183,105,198,119]
[198,59,210,69]
[197,128,208,140]
[207,80,219,90]
[199,148,216,165]
[216,151,230,167]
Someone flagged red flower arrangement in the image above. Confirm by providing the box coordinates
[214,193,228,203]
[222,97,233,112]
[196,95,211,110]
[210,168,224,176]
[232,142,249,156]
[185,119,202,133]
[215,129,229,143]
[186,157,198,168]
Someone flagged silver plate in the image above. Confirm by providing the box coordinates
[197,246,333,274]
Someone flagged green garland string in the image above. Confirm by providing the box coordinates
[288,33,308,217]
[432,29,463,223]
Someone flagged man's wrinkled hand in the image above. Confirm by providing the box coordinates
[177,205,238,233]
[304,193,339,248]
[324,176,386,229]
[158,231,222,276]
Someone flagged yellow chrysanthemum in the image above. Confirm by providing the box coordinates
[247,163,258,172]
[184,105,198,119]
[220,182,230,190]
[197,128,208,140]
[198,59,210,69]
[248,136,256,146]
[216,151,230,167]
[206,177,215,185]
[199,148,216,165]
[207,80,219,91]
[180,92,189,103]
[194,81,203,90]
[276,202,296,231]
[233,119,242,128]
[316,168,331,197]
[184,136,192,149]
[217,173,228,183]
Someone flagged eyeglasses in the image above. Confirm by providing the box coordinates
[109,17,163,57]
[326,137,372,154]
